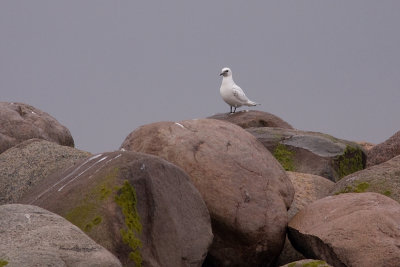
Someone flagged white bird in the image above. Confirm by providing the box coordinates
[219,67,259,113]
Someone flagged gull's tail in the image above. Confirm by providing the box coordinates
[245,100,260,106]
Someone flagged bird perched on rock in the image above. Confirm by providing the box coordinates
[219,67,259,113]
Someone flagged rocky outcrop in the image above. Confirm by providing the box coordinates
[0,139,91,204]
[288,193,400,267]
[247,127,366,181]
[208,110,293,129]
[279,259,332,267]
[21,151,213,267]
[120,119,294,267]
[331,155,400,203]
[367,130,400,167]
[0,204,122,267]
[0,102,74,154]
[277,172,334,266]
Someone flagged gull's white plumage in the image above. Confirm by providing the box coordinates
[219,67,258,113]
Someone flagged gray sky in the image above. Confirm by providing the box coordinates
[1,1,400,153]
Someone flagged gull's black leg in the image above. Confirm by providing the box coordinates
[233,107,237,113]
[230,106,233,113]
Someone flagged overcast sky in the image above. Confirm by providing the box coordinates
[1,1,400,153]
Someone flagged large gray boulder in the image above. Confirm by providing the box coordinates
[247,127,366,181]
[21,151,213,267]
[120,119,294,267]
[0,204,122,267]
[0,138,91,204]
[0,102,74,154]
[288,193,400,267]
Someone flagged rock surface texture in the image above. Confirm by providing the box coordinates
[247,127,366,181]
[288,193,400,267]
[0,139,91,204]
[0,204,122,267]
[331,155,400,203]
[0,102,74,154]
[367,130,400,167]
[277,172,334,266]
[21,151,213,267]
[209,110,293,129]
[286,172,335,219]
[120,119,294,267]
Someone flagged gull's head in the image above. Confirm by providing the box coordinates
[219,67,232,77]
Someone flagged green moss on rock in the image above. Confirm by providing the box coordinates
[0,259,8,267]
[303,260,329,267]
[63,168,143,266]
[336,182,370,194]
[65,168,119,232]
[335,145,364,179]
[285,260,330,267]
[115,180,143,267]
[93,216,102,225]
[273,143,295,171]
[383,190,392,196]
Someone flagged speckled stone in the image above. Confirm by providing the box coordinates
[0,204,122,267]
[0,138,90,204]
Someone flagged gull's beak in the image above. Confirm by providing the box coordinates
[219,72,223,76]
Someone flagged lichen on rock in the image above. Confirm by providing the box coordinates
[335,182,370,194]
[273,143,295,171]
[115,180,143,267]
[334,145,365,179]
[65,168,119,232]
[0,259,8,267]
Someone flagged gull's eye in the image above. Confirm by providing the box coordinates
[225,70,229,73]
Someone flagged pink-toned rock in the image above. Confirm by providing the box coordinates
[0,102,74,154]
[286,172,335,220]
[120,119,294,267]
[277,172,335,266]
[208,110,293,129]
[367,130,400,167]
[288,193,400,267]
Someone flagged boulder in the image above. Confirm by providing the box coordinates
[247,127,366,181]
[0,102,74,154]
[21,151,213,267]
[286,172,335,219]
[0,138,91,204]
[208,110,293,129]
[0,204,122,267]
[277,172,334,266]
[120,119,294,267]
[288,193,400,267]
[331,155,400,203]
[279,259,332,267]
[367,130,400,167]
